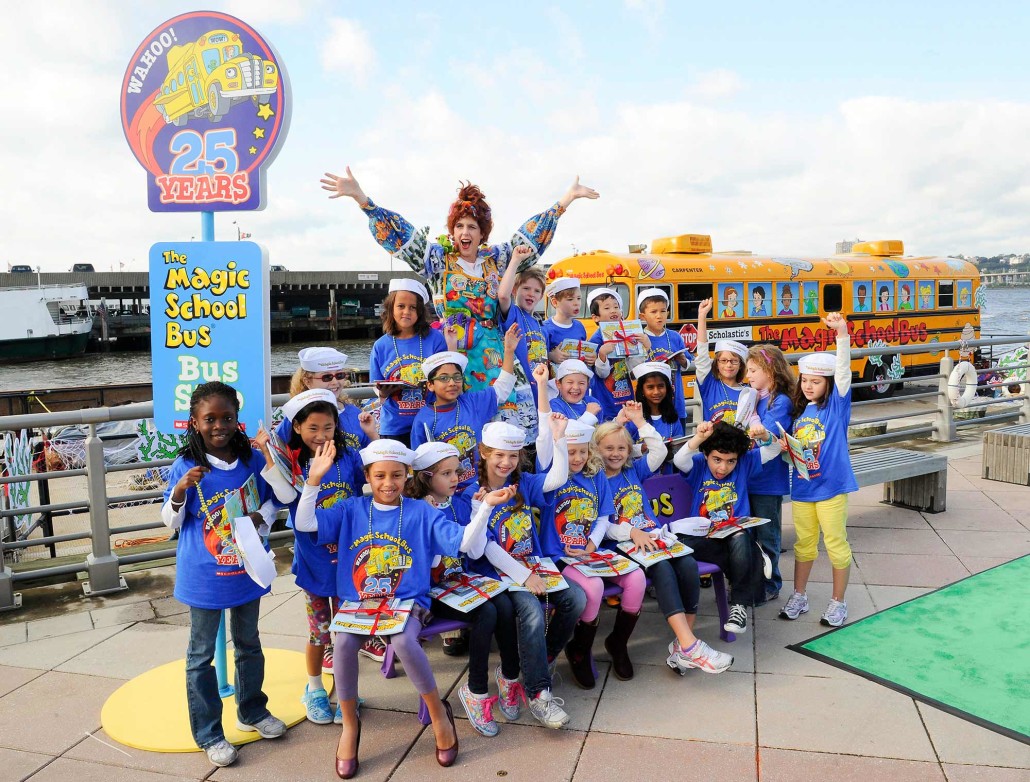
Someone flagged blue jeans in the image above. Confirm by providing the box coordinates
[648,554,701,618]
[186,599,269,749]
[433,593,519,695]
[508,582,587,698]
[682,531,763,607]
[749,493,784,597]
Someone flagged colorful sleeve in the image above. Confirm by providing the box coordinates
[510,203,566,266]
[359,199,441,278]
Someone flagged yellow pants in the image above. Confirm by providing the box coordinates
[792,494,852,569]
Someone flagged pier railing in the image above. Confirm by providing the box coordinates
[1,335,1028,612]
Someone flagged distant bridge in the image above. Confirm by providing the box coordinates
[980,270,1030,284]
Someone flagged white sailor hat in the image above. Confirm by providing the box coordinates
[564,420,596,445]
[411,442,460,471]
[797,352,836,377]
[280,389,338,422]
[389,277,431,304]
[359,439,415,467]
[421,351,468,379]
[482,422,526,451]
[713,340,749,361]
[545,277,580,298]
[631,361,672,381]
[587,287,624,311]
[298,347,349,372]
[555,359,592,381]
[636,287,669,309]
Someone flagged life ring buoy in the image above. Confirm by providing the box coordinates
[948,361,978,408]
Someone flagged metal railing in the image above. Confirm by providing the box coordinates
[1,335,1028,613]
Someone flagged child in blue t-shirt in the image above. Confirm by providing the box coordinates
[279,389,365,726]
[498,260,549,442]
[779,313,858,629]
[592,410,734,676]
[550,359,603,425]
[542,277,591,364]
[636,288,691,426]
[369,278,449,447]
[632,361,684,473]
[410,325,520,490]
[694,298,748,423]
[588,288,651,421]
[742,344,796,603]
[671,420,781,636]
[295,439,495,773]
[161,382,297,767]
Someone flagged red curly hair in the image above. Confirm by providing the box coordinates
[447,182,493,243]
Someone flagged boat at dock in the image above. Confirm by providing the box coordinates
[0,284,93,362]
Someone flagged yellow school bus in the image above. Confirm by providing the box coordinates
[544,235,980,399]
[154,30,279,126]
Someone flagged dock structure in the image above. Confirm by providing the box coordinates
[0,269,425,347]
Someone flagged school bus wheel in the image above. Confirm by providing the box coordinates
[208,84,229,121]
[859,360,894,401]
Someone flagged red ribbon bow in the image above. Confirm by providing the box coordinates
[436,574,492,601]
[336,598,411,635]
[708,516,745,537]
[604,319,636,357]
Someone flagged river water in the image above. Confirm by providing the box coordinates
[2,288,1028,392]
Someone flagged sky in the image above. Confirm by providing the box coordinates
[3,0,1030,272]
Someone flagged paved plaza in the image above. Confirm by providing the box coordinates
[1,443,1028,781]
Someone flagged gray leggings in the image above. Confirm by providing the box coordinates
[333,606,436,701]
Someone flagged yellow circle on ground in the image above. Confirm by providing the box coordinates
[101,648,332,753]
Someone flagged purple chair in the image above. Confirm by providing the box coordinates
[380,617,470,725]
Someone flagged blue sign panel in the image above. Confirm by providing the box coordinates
[149,241,270,433]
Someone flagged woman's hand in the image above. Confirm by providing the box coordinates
[306,441,336,485]
[524,573,547,596]
[559,175,600,209]
[630,526,658,552]
[320,167,368,206]
[484,485,518,506]
[622,400,645,426]
[548,412,568,440]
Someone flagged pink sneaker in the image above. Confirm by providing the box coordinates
[358,636,386,663]
[494,665,526,720]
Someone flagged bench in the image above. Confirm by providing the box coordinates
[850,447,948,512]
[982,423,1030,486]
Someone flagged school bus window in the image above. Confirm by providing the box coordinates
[875,282,894,312]
[748,283,773,317]
[822,283,842,313]
[800,281,820,315]
[938,280,954,308]
[203,48,221,74]
[676,283,712,321]
[916,281,935,310]
[776,283,798,315]
[956,280,973,309]
[635,283,672,317]
[897,282,915,311]
[582,283,630,318]
[718,283,743,319]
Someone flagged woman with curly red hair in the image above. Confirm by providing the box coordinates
[321,168,598,428]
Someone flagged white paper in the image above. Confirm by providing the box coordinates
[668,516,714,537]
[231,516,277,588]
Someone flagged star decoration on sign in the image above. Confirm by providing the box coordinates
[249,146,258,155]
[253,127,266,139]
[256,103,275,121]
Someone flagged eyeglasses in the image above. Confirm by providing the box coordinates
[431,373,465,384]
[717,358,740,366]
[315,372,348,383]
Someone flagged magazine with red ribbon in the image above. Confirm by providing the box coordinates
[499,556,568,593]
[616,538,694,568]
[558,339,598,362]
[600,319,646,358]
[330,597,414,636]
[429,571,507,612]
[560,549,640,577]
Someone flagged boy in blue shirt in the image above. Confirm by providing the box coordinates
[636,288,691,428]
[542,277,592,365]
[588,288,650,421]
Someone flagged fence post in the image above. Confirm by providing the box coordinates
[0,536,21,611]
[83,423,127,597]
[934,355,956,442]
[1021,339,1030,424]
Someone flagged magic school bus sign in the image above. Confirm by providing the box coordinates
[120,12,289,212]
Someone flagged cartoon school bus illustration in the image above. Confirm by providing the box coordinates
[703,485,736,516]
[366,545,411,577]
[154,30,278,126]
[794,424,824,448]
[562,497,594,523]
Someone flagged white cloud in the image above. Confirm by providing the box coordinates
[319,17,375,86]
[685,68,744,100]
[223,0,320,26]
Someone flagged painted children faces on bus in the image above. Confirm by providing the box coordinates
[855,284,869,312]
[751,287,769,317]
[778,286,795,316]
[899,284,913,310]
[721,288,740,318]
[878,286,891,311]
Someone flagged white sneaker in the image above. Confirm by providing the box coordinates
[236,714,286,738]
[723,604,748,634]
[761,551,773,580]
[779,591,810,620]
[528,689,570,729]
[667,640,733,675]
[205,739,238,767]
[821,598,848,627]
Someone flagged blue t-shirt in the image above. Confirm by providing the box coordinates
[315,496,461,609]
[287,449,365,597]
[644,415,684,474]
[276,404,370,453]
[165,450,275,610]
[682,449,764,519]
[791,387,859,502]
[749,393,793,496]
[550,393,602,422]
[588,328,635,421]
[410,389,498,491]
[699,373,743,424]
[603,460,661,549]
[463,472,553,579]
[502,305,548,385]
[540,471,616,559]
[429,499,471,584]
[370,329,448,436]
[543,318,587,355]
[644,329,691,421]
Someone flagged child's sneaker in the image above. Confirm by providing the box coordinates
[322,646,334,673]
[495,666,527,720]
[667,640,733,675]
[528,689,570,729]
[821,598,848,627]
[761,551,773,580]
[723,604,748,634]
[236,714,286,738]
[333,697,364,724]
[204,739,238,767]
[779,591,810,620]
[458,683,499,737]
[301,685,333,725]
[358,636,387,662]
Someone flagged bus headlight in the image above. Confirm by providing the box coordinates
[225,67,238,79]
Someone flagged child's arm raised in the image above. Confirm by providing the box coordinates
[694,298,713,384]
[487,324,522,405]
[498,245,532,317]
[673,420,713,473]
[458,486,517,557]
[824,312,853,395]
[541,415,570,491]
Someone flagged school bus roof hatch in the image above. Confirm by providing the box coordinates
[651,234,713,254]
[850,240,904,257]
